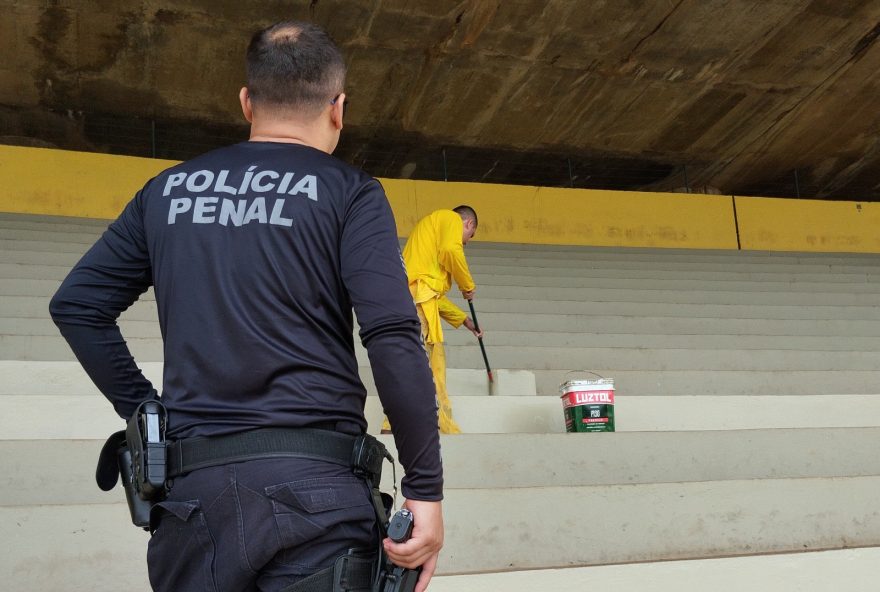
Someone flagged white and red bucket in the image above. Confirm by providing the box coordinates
[559,376,615,433]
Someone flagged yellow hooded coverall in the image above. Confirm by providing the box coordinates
[383,209,476,434]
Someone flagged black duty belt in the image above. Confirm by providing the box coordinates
[167,427,357,478]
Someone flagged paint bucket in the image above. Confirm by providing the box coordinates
[559,374,615,433]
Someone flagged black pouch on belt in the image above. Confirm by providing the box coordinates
[351,434,395,529]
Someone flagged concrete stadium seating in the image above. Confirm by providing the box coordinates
[3,211,880,590]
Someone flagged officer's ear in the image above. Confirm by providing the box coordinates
[330,92,345,131]
[239,87,254,123]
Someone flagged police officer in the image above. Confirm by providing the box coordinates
[50,21,443,592]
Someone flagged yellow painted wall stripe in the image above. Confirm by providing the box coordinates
[390,180,738,249]
[0,146,177,220]
[1,145,876,253]
[735,196,880,253]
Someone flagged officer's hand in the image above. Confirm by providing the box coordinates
[383,499,443,592]
[463,317,483,339]
[462,288,476,300]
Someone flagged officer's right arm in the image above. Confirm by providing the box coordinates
[340,181,445,588]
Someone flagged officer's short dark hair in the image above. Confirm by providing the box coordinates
[246,21,346,116]
[453,205,478,227]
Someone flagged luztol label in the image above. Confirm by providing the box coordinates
[562,389,615,408]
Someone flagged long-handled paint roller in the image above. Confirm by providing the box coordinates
[467,299,493,383]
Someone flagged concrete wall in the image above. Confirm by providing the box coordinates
[382,177,737,249]
[5,145,880,252]
[735,195,880,252]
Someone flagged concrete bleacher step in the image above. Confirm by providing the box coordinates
[6,312,880,380]
[5,286,877,335]
[9,273,880,305]
[441,344,880,371]
[5,516,878,592]
[4,433,880,580]
[528,368,880,397]
[7,251,880,293]
[428,547,880,592]
[9,382,880,437]
[12,331,880,370]
[450,298,880,320]
[7,248,880,289]
[9,292,880,336]
[445,329,880,350]
[6,292,880,323]
[9,256,880,285]
[13,387,880,434]
[464,256,880,277]
[454,313,880,336]
[10,360,880,433]
[468,261,880,282]
[0,361,534,402]
[7,429,880,507]
[458,272,880,294]
[12,478,877,591]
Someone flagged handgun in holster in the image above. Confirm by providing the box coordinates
[96,399,169,530]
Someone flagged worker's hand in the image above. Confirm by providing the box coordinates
[463,317,483,339]
[383,499,444,592]
[462,288,476,300]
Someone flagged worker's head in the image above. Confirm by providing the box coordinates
[239,21,347,153]
[453,205,478,244]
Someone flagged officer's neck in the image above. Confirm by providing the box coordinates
[248,118,336,154]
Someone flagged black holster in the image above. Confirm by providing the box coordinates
[96,400,168,529]
[280,547,377,592]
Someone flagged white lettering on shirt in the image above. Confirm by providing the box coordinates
[163,173,186,196]
[163,168,316,227]
[168,198,192,224]
[218,199,246,227]
[193,197,219,223]
[288,174,318,201]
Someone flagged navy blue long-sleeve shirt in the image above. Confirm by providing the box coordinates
[49,141,443,501]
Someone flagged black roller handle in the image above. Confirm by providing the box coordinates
[467,299,493,384]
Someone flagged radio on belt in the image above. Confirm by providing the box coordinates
[379,508,421,592]
[387,508,415,543]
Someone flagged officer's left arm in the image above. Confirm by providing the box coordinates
[49,191,157,420]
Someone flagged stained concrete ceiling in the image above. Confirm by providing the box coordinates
[4,0,880,199]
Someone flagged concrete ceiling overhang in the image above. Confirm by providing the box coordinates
[4,0,880,199]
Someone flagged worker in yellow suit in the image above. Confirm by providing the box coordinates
[382,205,483,434]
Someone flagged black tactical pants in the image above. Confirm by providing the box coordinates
[147,456,378,591]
